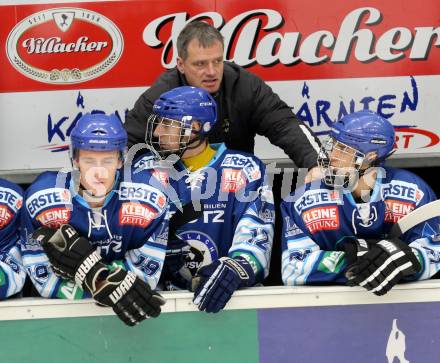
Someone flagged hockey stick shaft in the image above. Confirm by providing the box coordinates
[389,199,440,238]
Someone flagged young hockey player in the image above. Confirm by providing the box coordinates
[21,113,168,325]
[0,178,26,299]
[145,86,275,313]
[281,110,440,295]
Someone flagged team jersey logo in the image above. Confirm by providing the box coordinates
[221,154,261,182]
[384,199,415,223]
[381,180,424,205]
[0,187,23,213]
[302,205,340,234]
[284,216,303,238]
[119,202,158,227]
[0,205,13,228]
[221,168,247,192]
[294,189,342,214]
[119,182,166,211]
[352,204,378,229]
[36,207,71,228]
[176,231,218,277]
[26,188,71,218]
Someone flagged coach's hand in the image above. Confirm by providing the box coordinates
[345,238,421,296]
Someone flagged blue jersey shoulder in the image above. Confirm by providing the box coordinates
[26,171,68,196]
[0,178,24,196]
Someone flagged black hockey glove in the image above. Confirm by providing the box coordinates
[345,238,421,296]
[165,202,203,275]
[338,237,370,267]
[164,237,191,275]
[34,224,107,294]
[93,266,166,326]
[192,256,255,313]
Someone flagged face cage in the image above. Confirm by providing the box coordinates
[317,137,366,188]
[145,114,193,160]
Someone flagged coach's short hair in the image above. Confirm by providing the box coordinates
[177,21,224,60]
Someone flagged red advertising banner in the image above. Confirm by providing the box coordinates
[1,0,439,93]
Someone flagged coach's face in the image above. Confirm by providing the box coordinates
[176,39,224,94]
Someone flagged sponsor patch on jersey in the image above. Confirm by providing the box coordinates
[0,187,23,213]
[152,170,169,186]
[384,199,415,223]
[294,189,342,214]
[221,154,261,182]
[119,202,158,227]
[302,206,340,234]
[26,188,71,218]
[177,231,218,277]
[0,205,13,229]
[133,155,161,171]
[221,168,247,192]
[119,182,166,211]
[381,180,424,205]
[36,207,71,228]
[318,251,345,274]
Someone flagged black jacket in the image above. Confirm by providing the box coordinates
[125,62,320,168]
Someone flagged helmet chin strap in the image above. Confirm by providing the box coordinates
[179,129,207,157]
[358,148,396,177]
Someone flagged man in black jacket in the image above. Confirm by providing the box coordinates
[125,21,321,173]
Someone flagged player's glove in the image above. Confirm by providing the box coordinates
[34,224,107,293]
[192,256,255,313]
[93,266,166,326]
[164,238,191,275]
[345,238,421,296]
[338,237,370,266]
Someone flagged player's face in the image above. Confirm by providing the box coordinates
[76,149,122,197]
[327,140,365,185]
[176,39,224,94]
[329,142,358,170]
[153,117,187,152]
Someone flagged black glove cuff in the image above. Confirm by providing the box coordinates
[74,250,107,293]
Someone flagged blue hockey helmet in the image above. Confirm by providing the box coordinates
[70,113,127,158]
[146,86,217,158]
[318,110,395,187]
[153,86,217,133]
[330,110,395,161]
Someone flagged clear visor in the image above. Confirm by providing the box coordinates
[317,137,365,188]
[145,114,193,159]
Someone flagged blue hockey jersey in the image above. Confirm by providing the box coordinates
[21,166,169,299]
[135,143,275,287]
[0,178,26,299]
[281,167,440,285]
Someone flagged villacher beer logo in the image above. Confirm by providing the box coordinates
[6,8,123,84]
